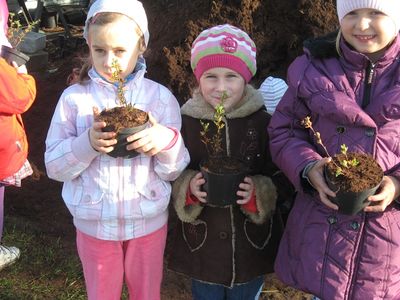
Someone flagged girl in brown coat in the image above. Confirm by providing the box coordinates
[168,24,291,300]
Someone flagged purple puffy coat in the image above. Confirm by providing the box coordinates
[268,32,400,300]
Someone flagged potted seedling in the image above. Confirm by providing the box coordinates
[301,116,383,215]
[1,13,39,66]
[199,91,248,207]
[96,59,149,159]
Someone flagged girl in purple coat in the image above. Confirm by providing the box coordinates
[268,0,400,299]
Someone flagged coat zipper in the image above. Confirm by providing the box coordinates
[361,62,375,109]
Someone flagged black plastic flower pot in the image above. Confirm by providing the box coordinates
[1,45,29,67]
[103,122,149,159]
[200,157,248,207]
[324,166,382,216]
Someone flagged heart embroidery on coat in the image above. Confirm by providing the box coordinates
[182,219,207,252]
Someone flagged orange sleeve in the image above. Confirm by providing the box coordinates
[0,58,36,114]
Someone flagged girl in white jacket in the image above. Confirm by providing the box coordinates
[45,0,189,299]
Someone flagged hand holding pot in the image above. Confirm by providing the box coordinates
[89,107,117,153]
[236,177,254,205]
[364,175,400,213]
[12,61,27,74]
[189,172,207,203]
[126,112,174,156]
[306,157,338,210]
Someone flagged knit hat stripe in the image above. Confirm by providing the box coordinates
[336,0,400,33]
[190,24,257,83]
[194,32,256,51]
[191,46,256,74]
[193,54,253,83]
[192,35,256,55]
[195,24,248,40]
[191,37,256,63]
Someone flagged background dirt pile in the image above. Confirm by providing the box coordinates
[143,0,338,103]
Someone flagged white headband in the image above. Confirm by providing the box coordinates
[83,0,149,46]
[337,0,400,33]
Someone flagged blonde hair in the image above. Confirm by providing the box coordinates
[335,29,342,57]
[78,12,146,83]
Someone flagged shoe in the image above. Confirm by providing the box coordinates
[0,245,20,271]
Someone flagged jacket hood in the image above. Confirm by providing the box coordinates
[303,30,339,60]
[181,85,265,120]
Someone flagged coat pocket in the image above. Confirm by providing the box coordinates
[244,217,273,250]
[182,219,207,252]
[66,185,104,220]
[137,180,171,218]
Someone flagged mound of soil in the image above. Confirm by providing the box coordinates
[5,0,338,298]
[326,153,383,193]
[98,106,148,132]
[143,0,337,103]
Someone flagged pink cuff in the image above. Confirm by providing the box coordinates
[241,189,258,213]
[162,127,179,151]
[185,188,200,206]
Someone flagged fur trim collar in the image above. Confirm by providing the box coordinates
[181,85,265,120]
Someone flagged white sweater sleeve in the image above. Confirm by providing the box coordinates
[45,91,100,182]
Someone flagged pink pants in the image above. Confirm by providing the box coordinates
[76,224,167,300]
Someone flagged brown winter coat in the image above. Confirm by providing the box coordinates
[168,86,285,287]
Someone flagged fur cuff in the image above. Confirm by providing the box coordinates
[241,175,277,224]
[172,169,204,223]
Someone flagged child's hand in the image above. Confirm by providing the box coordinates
[89,107,117,153]
[126,112,175,156]
[189,172,207,203]
[307,157,339,210]
[364,176,400,213]
[236,177,254,205]
[12,61,27,74]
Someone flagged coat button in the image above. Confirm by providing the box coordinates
[365,128,375,137]
[219,232,228,239]
[336,126,346,134]
[327,216,337,224]
[150,190,156,197]
[350,221,360,230]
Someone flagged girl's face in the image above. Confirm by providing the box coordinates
[199,67,246,111]
[341,8,397,61]
[88,17,144,81]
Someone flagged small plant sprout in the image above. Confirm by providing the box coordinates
[110,58,136,109]
[301,116,359,177]
[335,144,360,176]
[200,91,227,157]
[301,116,331,159]
[6,13,39,48]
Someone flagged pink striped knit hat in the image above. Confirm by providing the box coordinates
[191,24,257,83]
[337,0,400,33]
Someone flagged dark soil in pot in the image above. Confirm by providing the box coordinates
[97,106,149,159]
[325,152,384,215]
[1,45,30,67]
[200,156,248,207]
